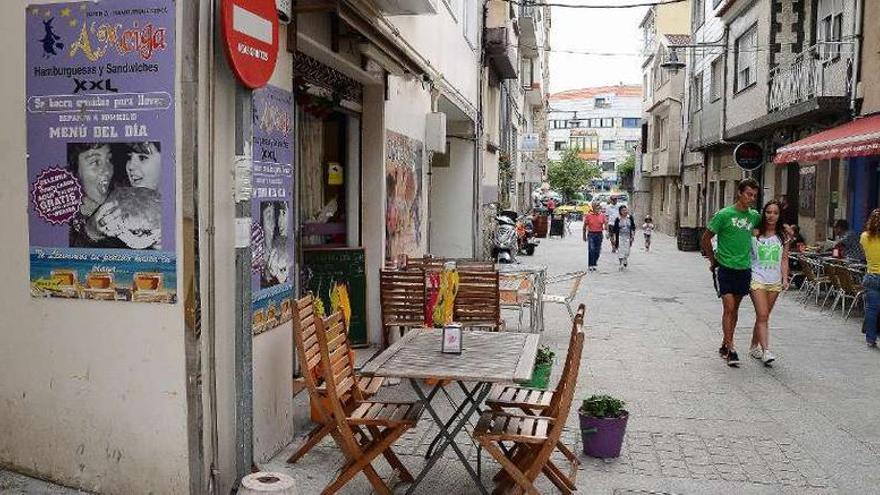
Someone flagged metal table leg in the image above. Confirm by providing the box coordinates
[424,381,484,458]
[406,379,491,495]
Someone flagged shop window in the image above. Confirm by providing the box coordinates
[299,109,356,248]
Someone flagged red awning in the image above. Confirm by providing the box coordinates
[773,114,880,164]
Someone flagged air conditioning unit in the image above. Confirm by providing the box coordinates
[425,112,447,153]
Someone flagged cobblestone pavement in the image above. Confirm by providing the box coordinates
[6,228,880,494]
[269,228,880,494]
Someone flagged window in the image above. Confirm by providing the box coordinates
[554,141,567,151]
[602,140,615,151]
[692,0,704,30]
[653,117,667,150]
[569,120,582,128]
[710,58,723,101]
[734,24,758,93]
[643,74,649,100]
[594,97,611,108]
[684,186,691,218]
[551,120,566,129]
[570,135,599,153]
[601,118,614,128]
[818,0,844,60]
[719,180,727,210]
[520,58,535,88]
[692,73,703,111]
[601,161,615,172]
[590,118,601,128]
[625,140,639,152]
[622,118,641,128]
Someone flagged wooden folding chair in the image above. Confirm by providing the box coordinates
[380,269,427,348]
[316,312,423,495]
[474,310,585,494]
[287,296,383,464]
[455,270,504,330]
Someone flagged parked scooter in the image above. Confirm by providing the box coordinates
[516,213,539,256]
[492,211,519,263]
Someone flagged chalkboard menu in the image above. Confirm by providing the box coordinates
[799,165,816,217]
[302,247,368,346]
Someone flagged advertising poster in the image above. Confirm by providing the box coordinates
[250,85,294,335]
[26,1,176,303]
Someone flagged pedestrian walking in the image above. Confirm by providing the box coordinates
[859,208,880,349]
[583,201,606,272]
[749,200,789,366]
[605,196,620,252]
[701,178,761,367]
[642,215,655,251]
[612,205,635,270]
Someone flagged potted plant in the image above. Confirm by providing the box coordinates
[524,345,555,389]
[578,394,628,458]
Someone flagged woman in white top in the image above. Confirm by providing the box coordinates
[749,200,789,366]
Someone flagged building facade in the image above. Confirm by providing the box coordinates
[0,1,547,494]
[652,0,877,249]
[639,3,691,235]
[548,85,643,192]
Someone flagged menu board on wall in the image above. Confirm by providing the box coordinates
[250,85,294,335]
[302,248,367,346]
[799,165,816,217]
[26,1,177,303]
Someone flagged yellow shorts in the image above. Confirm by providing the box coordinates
[751,281,783,292]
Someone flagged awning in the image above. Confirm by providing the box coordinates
[773,114,880,164]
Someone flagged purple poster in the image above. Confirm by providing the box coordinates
[250,85,294,334]
[26,1,176,303]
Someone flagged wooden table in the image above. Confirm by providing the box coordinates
[361,328,540,494]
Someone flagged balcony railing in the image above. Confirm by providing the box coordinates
[767,42,853,113]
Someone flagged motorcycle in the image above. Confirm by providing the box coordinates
[516,213,539,256]
[492,212,519,263]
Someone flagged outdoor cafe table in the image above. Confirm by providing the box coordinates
[497,264,548,333]
[360,328,540,494]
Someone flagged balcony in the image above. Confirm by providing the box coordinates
[372,0,438,15]
[518,4,538,57]
[485,27,519,80]
[768,43,852,112]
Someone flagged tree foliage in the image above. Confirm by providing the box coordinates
[617,153,636,177]
[547,149,600,201]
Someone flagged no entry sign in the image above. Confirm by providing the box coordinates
[221,0,280,89]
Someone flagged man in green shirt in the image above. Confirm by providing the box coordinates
[701,178,761,367]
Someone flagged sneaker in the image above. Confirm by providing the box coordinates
[761,350,776,366]
[726,349,741,367]
[868,341,878,349]
[718,344,729,358]
[749,345,763,360]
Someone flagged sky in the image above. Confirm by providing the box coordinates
[548,4,648,94]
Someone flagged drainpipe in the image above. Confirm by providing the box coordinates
[474,0,487,258]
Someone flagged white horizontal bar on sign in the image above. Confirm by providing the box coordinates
[233,4,273,45]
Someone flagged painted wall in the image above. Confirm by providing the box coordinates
[656,1,692,34]
[723,0,771,132]
[861,0,880,115]
[429,137,476,257]
[0,1,189,493]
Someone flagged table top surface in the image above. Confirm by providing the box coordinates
[496,264,548,274]
[361,328,540,383]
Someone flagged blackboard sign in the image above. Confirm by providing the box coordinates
[799,165,816,217]
[302,247,368,346]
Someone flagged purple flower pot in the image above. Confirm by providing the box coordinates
[578,410,629,458]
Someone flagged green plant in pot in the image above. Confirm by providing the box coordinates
[578,394,628,458]
[524,345,554,389]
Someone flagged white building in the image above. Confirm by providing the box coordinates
[548,85,643,190]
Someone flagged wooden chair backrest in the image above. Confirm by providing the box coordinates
[824,263,841,289]
[405,256,446,271]
[839,267,863,295]
[315,310,363,448]
[380,269,427,325]
[454,260,496,272]
[543,313,584,445]
[292,295,322,391]
[454,270,501,326]
[799,256,817,282]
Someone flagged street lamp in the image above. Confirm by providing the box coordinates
[660,48,686,73]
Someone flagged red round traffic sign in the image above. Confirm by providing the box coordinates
[221,0,279,89]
